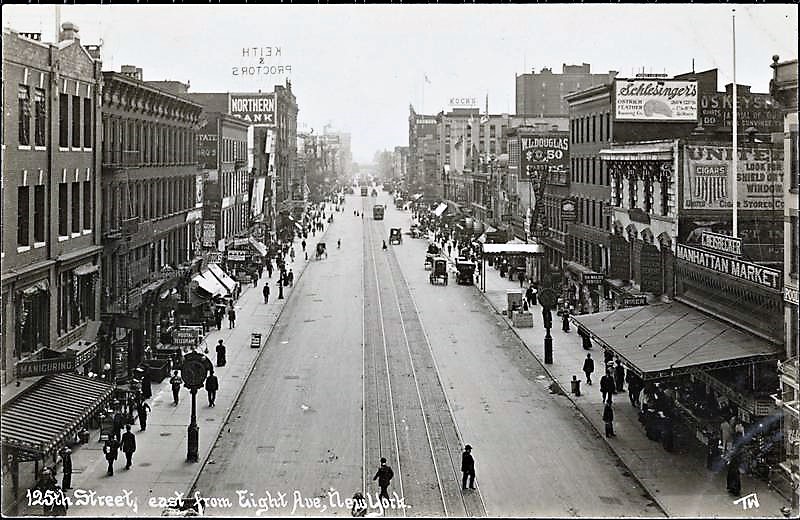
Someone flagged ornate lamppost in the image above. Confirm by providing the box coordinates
[181,347,213,462]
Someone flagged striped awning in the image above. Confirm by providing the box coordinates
[207,263,237,293]
[2,373,113,458]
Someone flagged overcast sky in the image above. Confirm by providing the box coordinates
[3,4,797,163]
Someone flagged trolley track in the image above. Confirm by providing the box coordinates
[361,196,486,517]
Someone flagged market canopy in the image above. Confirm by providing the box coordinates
[207,263,236,293]
[248,236,268,257]
[433,203,448,217]
[481,243,544,255]
[572,301,782,381]
[2,373,113,460]
[192,271,227,298]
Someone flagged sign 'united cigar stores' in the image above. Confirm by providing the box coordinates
[676,243,782,291]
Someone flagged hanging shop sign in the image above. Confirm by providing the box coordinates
[700,231,742,257]
[784,286,799,305]
[520,132,569,184]
[675,243,782,291]
[229,93,276,126]
[227,250,248,262]
[173,326,204,349]
[202,221,217,248]
[623,295,648,307]
[206,252,223,265]
[614,79,698,121]
[582,273,605,285]
[683,145,784,211]
[699,92,782,133]
[15,356,74,379]
[561,198,577,223]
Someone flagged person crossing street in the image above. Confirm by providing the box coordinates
[461,444,476,490]
[373,457,394,503]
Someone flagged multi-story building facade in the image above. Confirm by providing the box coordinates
[516,63,617,116]
[770,54,799,510]
[197,112,249,251]
[392,146,408,183]
[408,106,438,196]
[1,23,103,388]
[99,66,203,380]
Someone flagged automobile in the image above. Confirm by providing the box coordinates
[389,228,402,245]
[409,225,421,238]
[429,257,449,285]
[455,259,476,285]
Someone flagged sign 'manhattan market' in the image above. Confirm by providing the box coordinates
[675,243,782,291]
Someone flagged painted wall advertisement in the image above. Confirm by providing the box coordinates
[251,176,266,217]
[520,132,569,183]
[230,93,276,126]
[615,79,698,121]
[202,221,217,248]
[197,117,218,170]
[699,92,782,133]
[683,145,783,211]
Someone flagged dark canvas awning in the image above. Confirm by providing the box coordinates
[572,301,781,381]
[2,373,113,460]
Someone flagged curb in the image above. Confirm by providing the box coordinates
[474,275,670,518]
[187,222,335,500]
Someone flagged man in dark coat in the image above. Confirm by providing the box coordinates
[266,261,273,278]
[626,372,641,407]
[206,372,219,407]
[525,286,534,308]
[600,369,616,404]
[562,310,571,332]
[603,402,616,437]
[137,400,151,431]
[228,306,236,329]
[170,371,183,405]
[461,444,476,490]
[104,437,119,476]
[373,457,394,503]
[215,308,223,331]
[614,359,626,393]
[726,451,742,496]
[263,283,270,304]
[216,339,227,368]
[121,424,136,469]
[582,353,595,385]
[112,410,125,442]
[58,447,72,490]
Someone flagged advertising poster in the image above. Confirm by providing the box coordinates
[683,145,783,211]
[520,132,569,184]
[197,117,218,170]
[230,93,276,126]
[698,92,782,133]
[202,221,217,247]
[615,79,698,121]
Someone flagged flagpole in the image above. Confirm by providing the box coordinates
[422,74,425,114]
[732,9,738,238]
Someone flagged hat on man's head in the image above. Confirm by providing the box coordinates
[464,444,472,451]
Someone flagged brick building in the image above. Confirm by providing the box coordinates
[99,66,204,380]
[408,106,438,197]
[516,63,616,117]
[1,23,103,388]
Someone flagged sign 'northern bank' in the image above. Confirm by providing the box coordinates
[229,93,276,126]
[675,243,782,291]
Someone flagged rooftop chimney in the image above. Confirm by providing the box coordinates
[724,83,751,95]
[59,22,79,42]
[84,45,101,60]
[120,65,143,81]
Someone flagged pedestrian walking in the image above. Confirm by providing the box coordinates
[58,447,72,490]
[103,437,119,476]
[562,310,571,332]
[170,371,183,405]
[582,353,595,385]
[228,306,236,328]
[137,400,151,431]
[525,286,534,307]
[461,444,476,490]
[253,273,258,288]
[726,451,742,496]
[302,239,306,252]
[290,247,296,261]
[267,262,273,278]
[625,372,640,407]
[216,339,227,367]
[600,369,616,404]
[531,286,537,306]
[287,269,294,287]
[519,273,525,288]
[604,348,614,367]
[215,308,223,331]
[614,359,625,392]
[205,372,219,407]
[603,401,616,437]
[263,283,270,304]
[373,457,394,503]
[121,424,136,469]
[720,418,733,452]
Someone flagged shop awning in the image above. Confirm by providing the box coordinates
[21,280,49,296]
[207,263,237,293]
[481,243,544,255]
[564,260,595,276]
[294,222,303,231]
[2,373,113,460]
[572,301,782,381]
[248,237,268,257]
[599,141,676,162]
[433,203,448,217]
[192,272,227,298]
[73,263,100,276]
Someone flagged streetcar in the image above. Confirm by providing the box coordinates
[360,186,368,197]
[373,205,385,220]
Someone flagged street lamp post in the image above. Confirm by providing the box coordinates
[181,349,212,463]
[538,288,558,364]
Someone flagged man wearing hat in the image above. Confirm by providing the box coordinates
[58,447,73,490]
[461,445,476,490]
[372,457,394,503]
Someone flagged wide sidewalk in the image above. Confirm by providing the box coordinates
[439,243,789,518]
[11,216,334,517]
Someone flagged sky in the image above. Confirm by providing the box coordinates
[2,4,797,164]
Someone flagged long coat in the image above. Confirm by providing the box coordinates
[602,403,614,423]
[461,452,475,472]
[104,439,119,461]
[582,357,595,374]
[373,465,394,487]
[121,431,136,454]
[600,374,616,394]
[205,374,219,392]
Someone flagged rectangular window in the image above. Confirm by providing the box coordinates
[72,182,81,233]
[34,185,45,243]
[34,88,46,147]
[791,130,798,192]
[83,180,91,230]
[791,216,798,277]
[606,112,610,140]
[72,95,81,147]
[59,94,69,147]
[18,85,31,146]
[591,159,596,185]
[59,183,68,236]
[592,115,596,142]
[17,186,30,246]
[83,98,92,149]
[599,114,604,141]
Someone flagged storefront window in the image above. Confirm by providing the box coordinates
[16,287,49,358]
